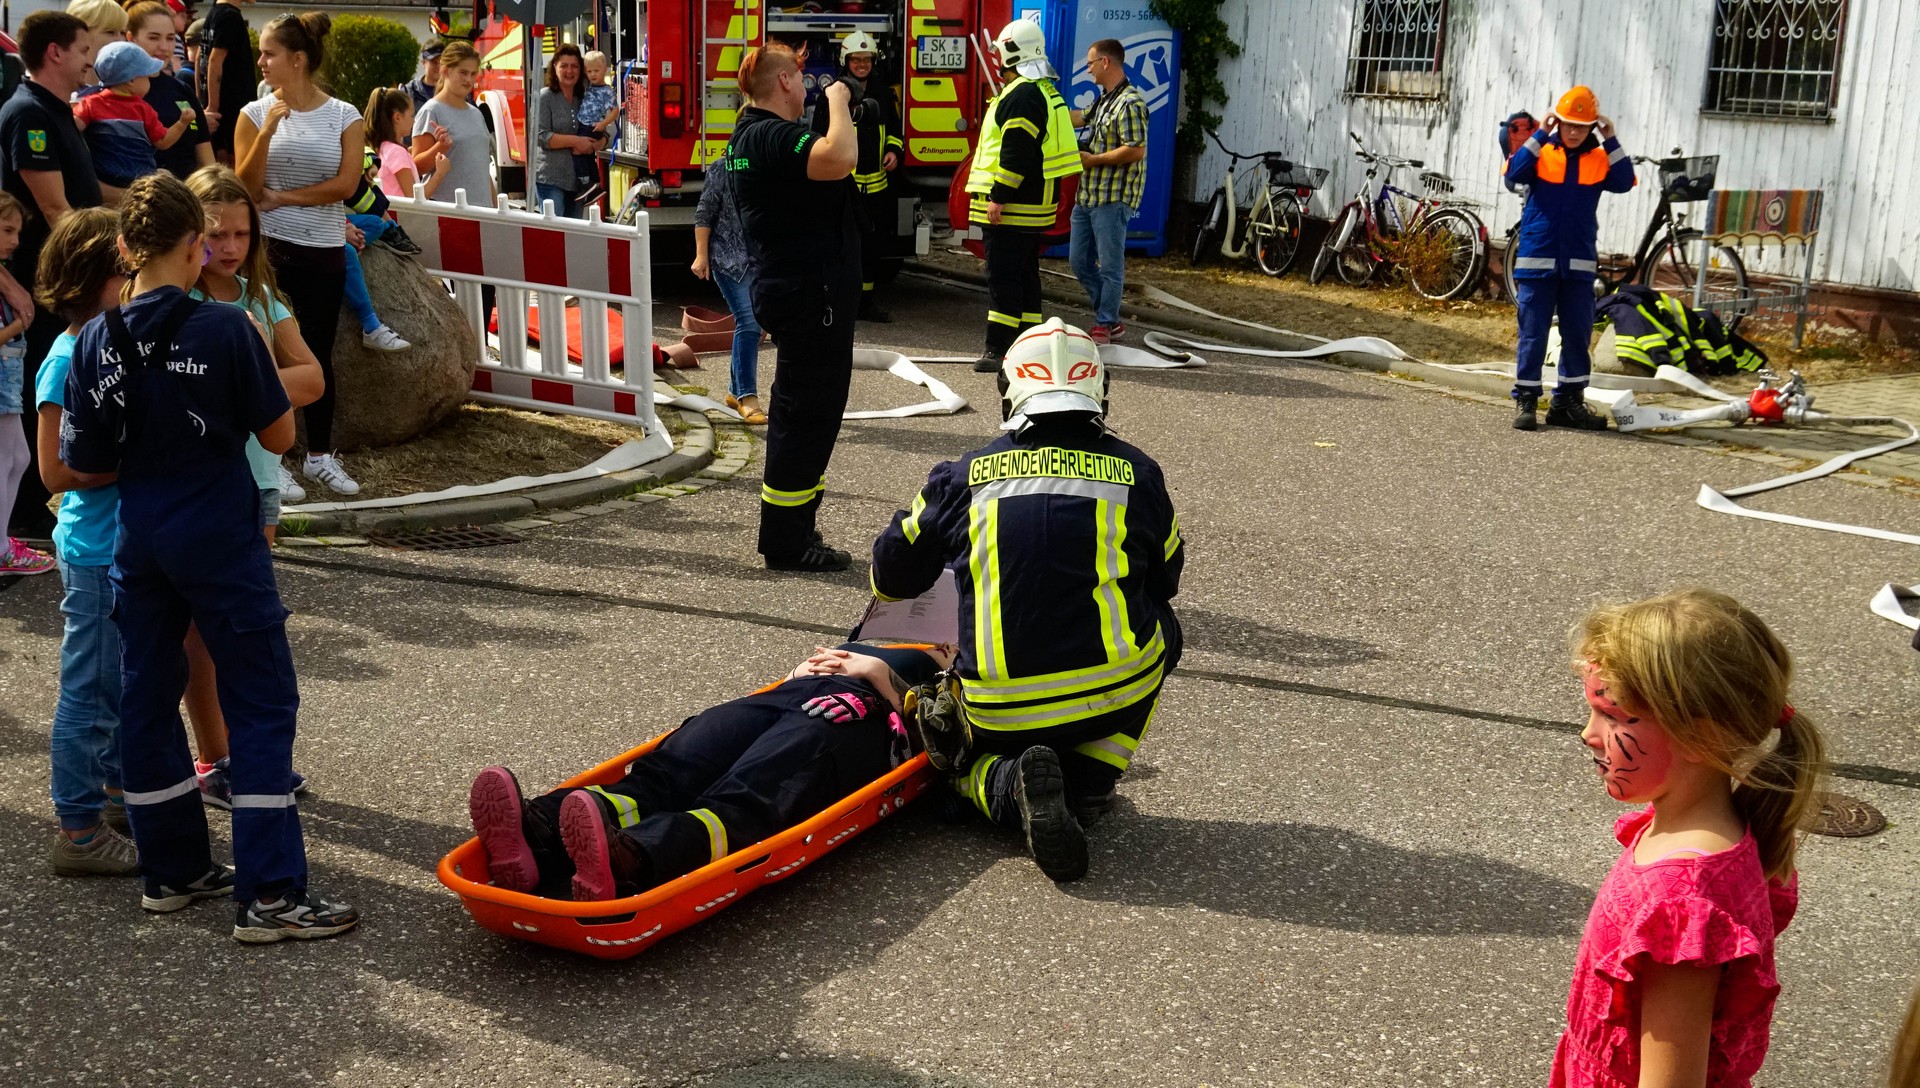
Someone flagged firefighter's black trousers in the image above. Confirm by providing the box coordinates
[982,225,1045,359]
[529,675,897,887]
[751,264,861,558]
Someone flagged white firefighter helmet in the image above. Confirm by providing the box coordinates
[839,30,881,62]
[992,18,1048,70]
[1000,318,1108,428]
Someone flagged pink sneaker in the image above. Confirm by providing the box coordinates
[560,790,619,901]
[1,539,55,576]
[1087,324,1113,345]
[469,766,539,893]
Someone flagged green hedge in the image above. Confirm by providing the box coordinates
[320,15,419,111]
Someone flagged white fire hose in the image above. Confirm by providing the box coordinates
[1595,366,1920,633]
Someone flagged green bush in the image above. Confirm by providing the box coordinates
[320,15,419,112]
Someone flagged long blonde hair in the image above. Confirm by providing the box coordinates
[1893,984,1920,1088]
[1574,588,1827,880]
[184,165,289,323]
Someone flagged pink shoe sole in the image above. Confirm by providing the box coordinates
[468,767,538,893]
[560,791,618,902]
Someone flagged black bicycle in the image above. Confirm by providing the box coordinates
[1500,150,1749,330]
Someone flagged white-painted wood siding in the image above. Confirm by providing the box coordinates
[1199,0,1917,292]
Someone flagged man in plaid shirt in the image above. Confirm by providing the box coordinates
[1070,39,1148,345]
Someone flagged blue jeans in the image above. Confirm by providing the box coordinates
[1513,273,1596,400]
[342,245,379,334]
[346,212,391,242]
[1070,201,1131,326]
[535,183,578,219]
[51,558,122,831]
[713,268,761,400]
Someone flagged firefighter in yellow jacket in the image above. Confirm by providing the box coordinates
[968,19,1081,372]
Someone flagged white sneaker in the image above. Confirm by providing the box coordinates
[276,463,307,504]
[362,324,410,352]
[302,453,361,496]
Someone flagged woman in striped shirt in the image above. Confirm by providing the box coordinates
[235,12,366,496]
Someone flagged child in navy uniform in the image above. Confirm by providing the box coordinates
[59,172,358,944]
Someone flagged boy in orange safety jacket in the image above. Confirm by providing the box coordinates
[1503,86,1635,431]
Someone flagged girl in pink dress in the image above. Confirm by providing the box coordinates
[1554,588,1828,1088]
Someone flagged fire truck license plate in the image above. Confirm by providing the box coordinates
[916,36,967,72]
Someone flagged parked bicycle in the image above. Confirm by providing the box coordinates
[1189,129,1328,277]
[1309,132,1487,301]
[1499,150,1750,330]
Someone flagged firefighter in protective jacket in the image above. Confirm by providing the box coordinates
[811,30,902,322]
[967,19,1082,372]
[1503,85,1635,431]
[871,319,1184,883]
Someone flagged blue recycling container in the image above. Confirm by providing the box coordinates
[1022,0,1180,257]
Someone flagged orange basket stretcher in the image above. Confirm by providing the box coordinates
[436,738,938,960]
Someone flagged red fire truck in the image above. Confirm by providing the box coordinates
[604,0,1017,255]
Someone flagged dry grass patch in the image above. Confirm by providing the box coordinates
[341,403,669,501]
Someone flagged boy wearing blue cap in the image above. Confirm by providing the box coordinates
[74,40,196,188]
[468,639,954,900]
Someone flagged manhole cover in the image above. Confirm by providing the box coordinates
[1799,791,1886,838]
[367,526,524,552]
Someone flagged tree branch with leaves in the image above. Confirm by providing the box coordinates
[1149,0,1242,147]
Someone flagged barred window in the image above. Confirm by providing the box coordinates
[1345,0,1448,99]
[1705,0,1849,119]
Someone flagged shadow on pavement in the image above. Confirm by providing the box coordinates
[1067,809,1591,938]
[0,792,1002,1084]
[835,422,984,460]
[1179,606,1384,668]
[1113,360,1391,402]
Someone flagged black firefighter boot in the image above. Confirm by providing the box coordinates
[1012,746,1088,883]
[1513,393,1540,431]
[1545,392,1610,431]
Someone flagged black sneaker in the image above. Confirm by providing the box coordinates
[142,864,236,912]
[1512,394,1539,431]
[1013,746,1088,883]
[374,223,423,255]
[765,539,852,573]
[1545,397,1610,431]
[233,888,360,943]
[857,299,893,323]
[973,352,1002,374]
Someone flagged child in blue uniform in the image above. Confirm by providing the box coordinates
[58,172,358,943]
[1503,85,1635,432]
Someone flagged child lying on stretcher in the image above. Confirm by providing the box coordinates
[468,639,954,900]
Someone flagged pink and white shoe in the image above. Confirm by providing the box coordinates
[469,766,540,893]
[0,539,55,576]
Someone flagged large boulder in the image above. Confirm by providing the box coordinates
[321,243,479,451]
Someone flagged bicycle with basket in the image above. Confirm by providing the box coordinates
[1498,150,1750,330]
[1308,131,1489,301]
[1188,129,1330,277]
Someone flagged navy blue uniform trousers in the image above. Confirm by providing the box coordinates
[1513,273,1596,400]
[530,674,897,884]
[116,483,305,903]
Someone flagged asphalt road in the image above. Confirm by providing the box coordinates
[1,272,1915,1088]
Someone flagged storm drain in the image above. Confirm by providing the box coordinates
[1799,792,1887,838]
[366,526,525,552]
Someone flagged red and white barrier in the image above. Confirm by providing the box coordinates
[384,188,660,435]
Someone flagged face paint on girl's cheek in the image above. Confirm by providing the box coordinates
[1582,670,1675,801]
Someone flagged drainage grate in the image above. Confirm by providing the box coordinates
[1799,792,1887,838]
[367,526,525,552]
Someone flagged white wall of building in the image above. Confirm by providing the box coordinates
[1199,0,1917,292]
